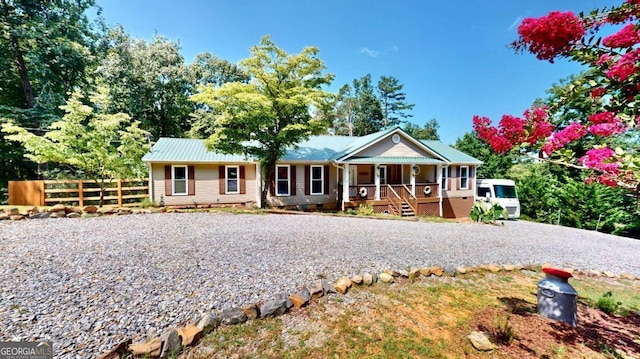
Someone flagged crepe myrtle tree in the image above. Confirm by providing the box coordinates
[473,0,640,208]
[190,35,334,207]
[2,89,150,206]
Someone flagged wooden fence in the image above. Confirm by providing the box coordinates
[8,178,149,207]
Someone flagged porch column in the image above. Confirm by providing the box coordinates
[342,163,350,211]
[255,162,262,208]
[375,165,381,200]
[410,164,416,196]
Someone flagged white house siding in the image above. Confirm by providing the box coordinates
[355,135,432,158]
[267,164,338,209]
[151,163,258,206]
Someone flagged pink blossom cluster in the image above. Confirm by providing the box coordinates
[588,111,617,124]
[605,49,640,81]
[473,107,555,154]
[518,11,586,62]
[587,112,628,136]
[541,122,586,154]
[603,23,640,47]
[590,87,607,98]
[580,147,621,185]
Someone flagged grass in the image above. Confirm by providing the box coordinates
[572,277,640,315]
[184,270,640,359]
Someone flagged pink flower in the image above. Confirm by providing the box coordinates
[606,49,640,81]
[518,11,586,62]
[596,54,613,65]
[590,88,607,98]
[588,112,617,124]
[588,117,627,136]
[542,122,587,154]
[603,23,640,48]
[580,147,620,175]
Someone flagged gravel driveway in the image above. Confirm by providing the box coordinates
[1,212,639,358]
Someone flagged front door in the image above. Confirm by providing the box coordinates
[349,166,357,186]
[379,165,387,185]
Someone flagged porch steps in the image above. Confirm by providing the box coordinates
[400,202,415,217]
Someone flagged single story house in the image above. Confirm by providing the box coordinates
[141,127,482,218]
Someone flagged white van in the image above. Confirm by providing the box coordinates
[476,179,520,219]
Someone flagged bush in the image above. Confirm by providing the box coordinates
[495,314,515,345]
[356,203,375,216]
[597,291,621,314]
[470,200,507,224]
[139,197,157,208]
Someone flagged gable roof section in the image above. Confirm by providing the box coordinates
[280,135,354,161]
[142,138,250,163]
[421,140,483,165]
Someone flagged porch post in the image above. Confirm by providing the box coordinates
[255,162,262,208]
[437,165,443,217]
[375,165,381,200]
[410,164,416,196]
[342,163,349,211]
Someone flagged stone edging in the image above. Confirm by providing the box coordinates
[0,204,164,220]
[95,263,639,359]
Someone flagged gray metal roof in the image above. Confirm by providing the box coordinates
[142,138,250,163]
[421,140,483,165]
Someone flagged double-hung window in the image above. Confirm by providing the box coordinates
[310,165,324,195]
[173,165,187,195]
[226,166,239,194]
[460,166,469,190]
[276,165,290,196]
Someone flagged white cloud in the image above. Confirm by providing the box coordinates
[507,16,523,31]
[359,47,379,58]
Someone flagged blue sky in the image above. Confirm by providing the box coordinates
[98,0,619,144]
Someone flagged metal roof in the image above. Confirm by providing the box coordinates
[142,138,251,163]
[281,135,354,161]
[421,140,483,165]
[344,156,446,164]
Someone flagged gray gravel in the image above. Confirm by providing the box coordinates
[1,212,639,358]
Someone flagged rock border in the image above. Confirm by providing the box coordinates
[0,205,164,221]
[95,263,639,358]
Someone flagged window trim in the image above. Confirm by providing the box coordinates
[226,165,240,194]
[172,165,188,196]
[276,165,290,196]
[310,165,324,195]
[441,167,448,191]
[460,166,469,190]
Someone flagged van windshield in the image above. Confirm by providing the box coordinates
[493,185,517,198]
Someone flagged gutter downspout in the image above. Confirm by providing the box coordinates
[147,163,154,202]
[255,161,262,208]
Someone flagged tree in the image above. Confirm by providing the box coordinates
[454,132,517,179]
[473,2,640,196]
[190,35,334,207]
[352,74,384,136]
[332,84,357,136]
[97,28,192,140]
[377,75,414,127]
[2,90,150,206]
[404,119,440,140]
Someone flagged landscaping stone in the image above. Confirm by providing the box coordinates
[159,329,181,358]
[322,280,337,294]
[481,264,501,273]
[196,313,220,333]
[242,304,259,320]
[409,268,420,278]
[177,324,203,346]
[363,273,373,286]
[128,337,161,357]
[603,271,618,278]
[118,207,132,215]
[51,204,66,212]
[334,276,352,294]
[96,339,131,359]
[351,275,363,285]
[66,212,81,219]
[419,266,444,277]
[455,266,467,275]
[259,299,287,318]
[276,292,293,309]
[289,288,311,308]
[9,215,24,221]
[588,269,601,276]
[0,213,9,220]
[7,207,19,216]
[502,264,516,271]
[309,281,324,300]
[221,307,247,325]
[83,205,98,213]
[620,272,635,280]
[467,331,496,351]
[29,212,50,219]
[50,211,66,218]
[379,272,394,283]
[399,270,409,277]
[385,269,400,277]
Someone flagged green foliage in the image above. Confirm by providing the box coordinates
[356,203,375,216]
[495,314,515,346]
[470,200,507,224]
[190,35,334,207]
[596,291,621,314]
[139,197,157,209]
[377,75,415,127]
[2,89,150,205]
[404,119,440,140]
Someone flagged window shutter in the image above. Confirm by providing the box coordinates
[164,165,172,196]
[290,165,296,196]
[304,166,310,195]
[456,166,461,190]
[470,166,475,189]
[219,165,225,195]
[269,166,275,196]
[188,165,195,195]
[324,165,330,195]
[240,166,246,194]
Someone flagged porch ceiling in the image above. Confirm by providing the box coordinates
[342,156,445,164]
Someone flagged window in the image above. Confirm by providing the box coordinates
[310,165,324,195]
[379,165,387,185]
[173,165,187,195]
[226,166,239,194]
[494,185,518,198]
[460,166,469,189]
[276,165,290,196]
[441,167,448,190]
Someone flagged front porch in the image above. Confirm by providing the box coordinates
[339,163,443,217]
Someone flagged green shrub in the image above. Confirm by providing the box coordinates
[495,314,514,345]
[470,200,507,224]
[596,291,621,314]
[356,203,375,216]
[139,197,157,208]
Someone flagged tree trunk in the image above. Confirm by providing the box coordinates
[5,24,35,108]
[260,158,277,209]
